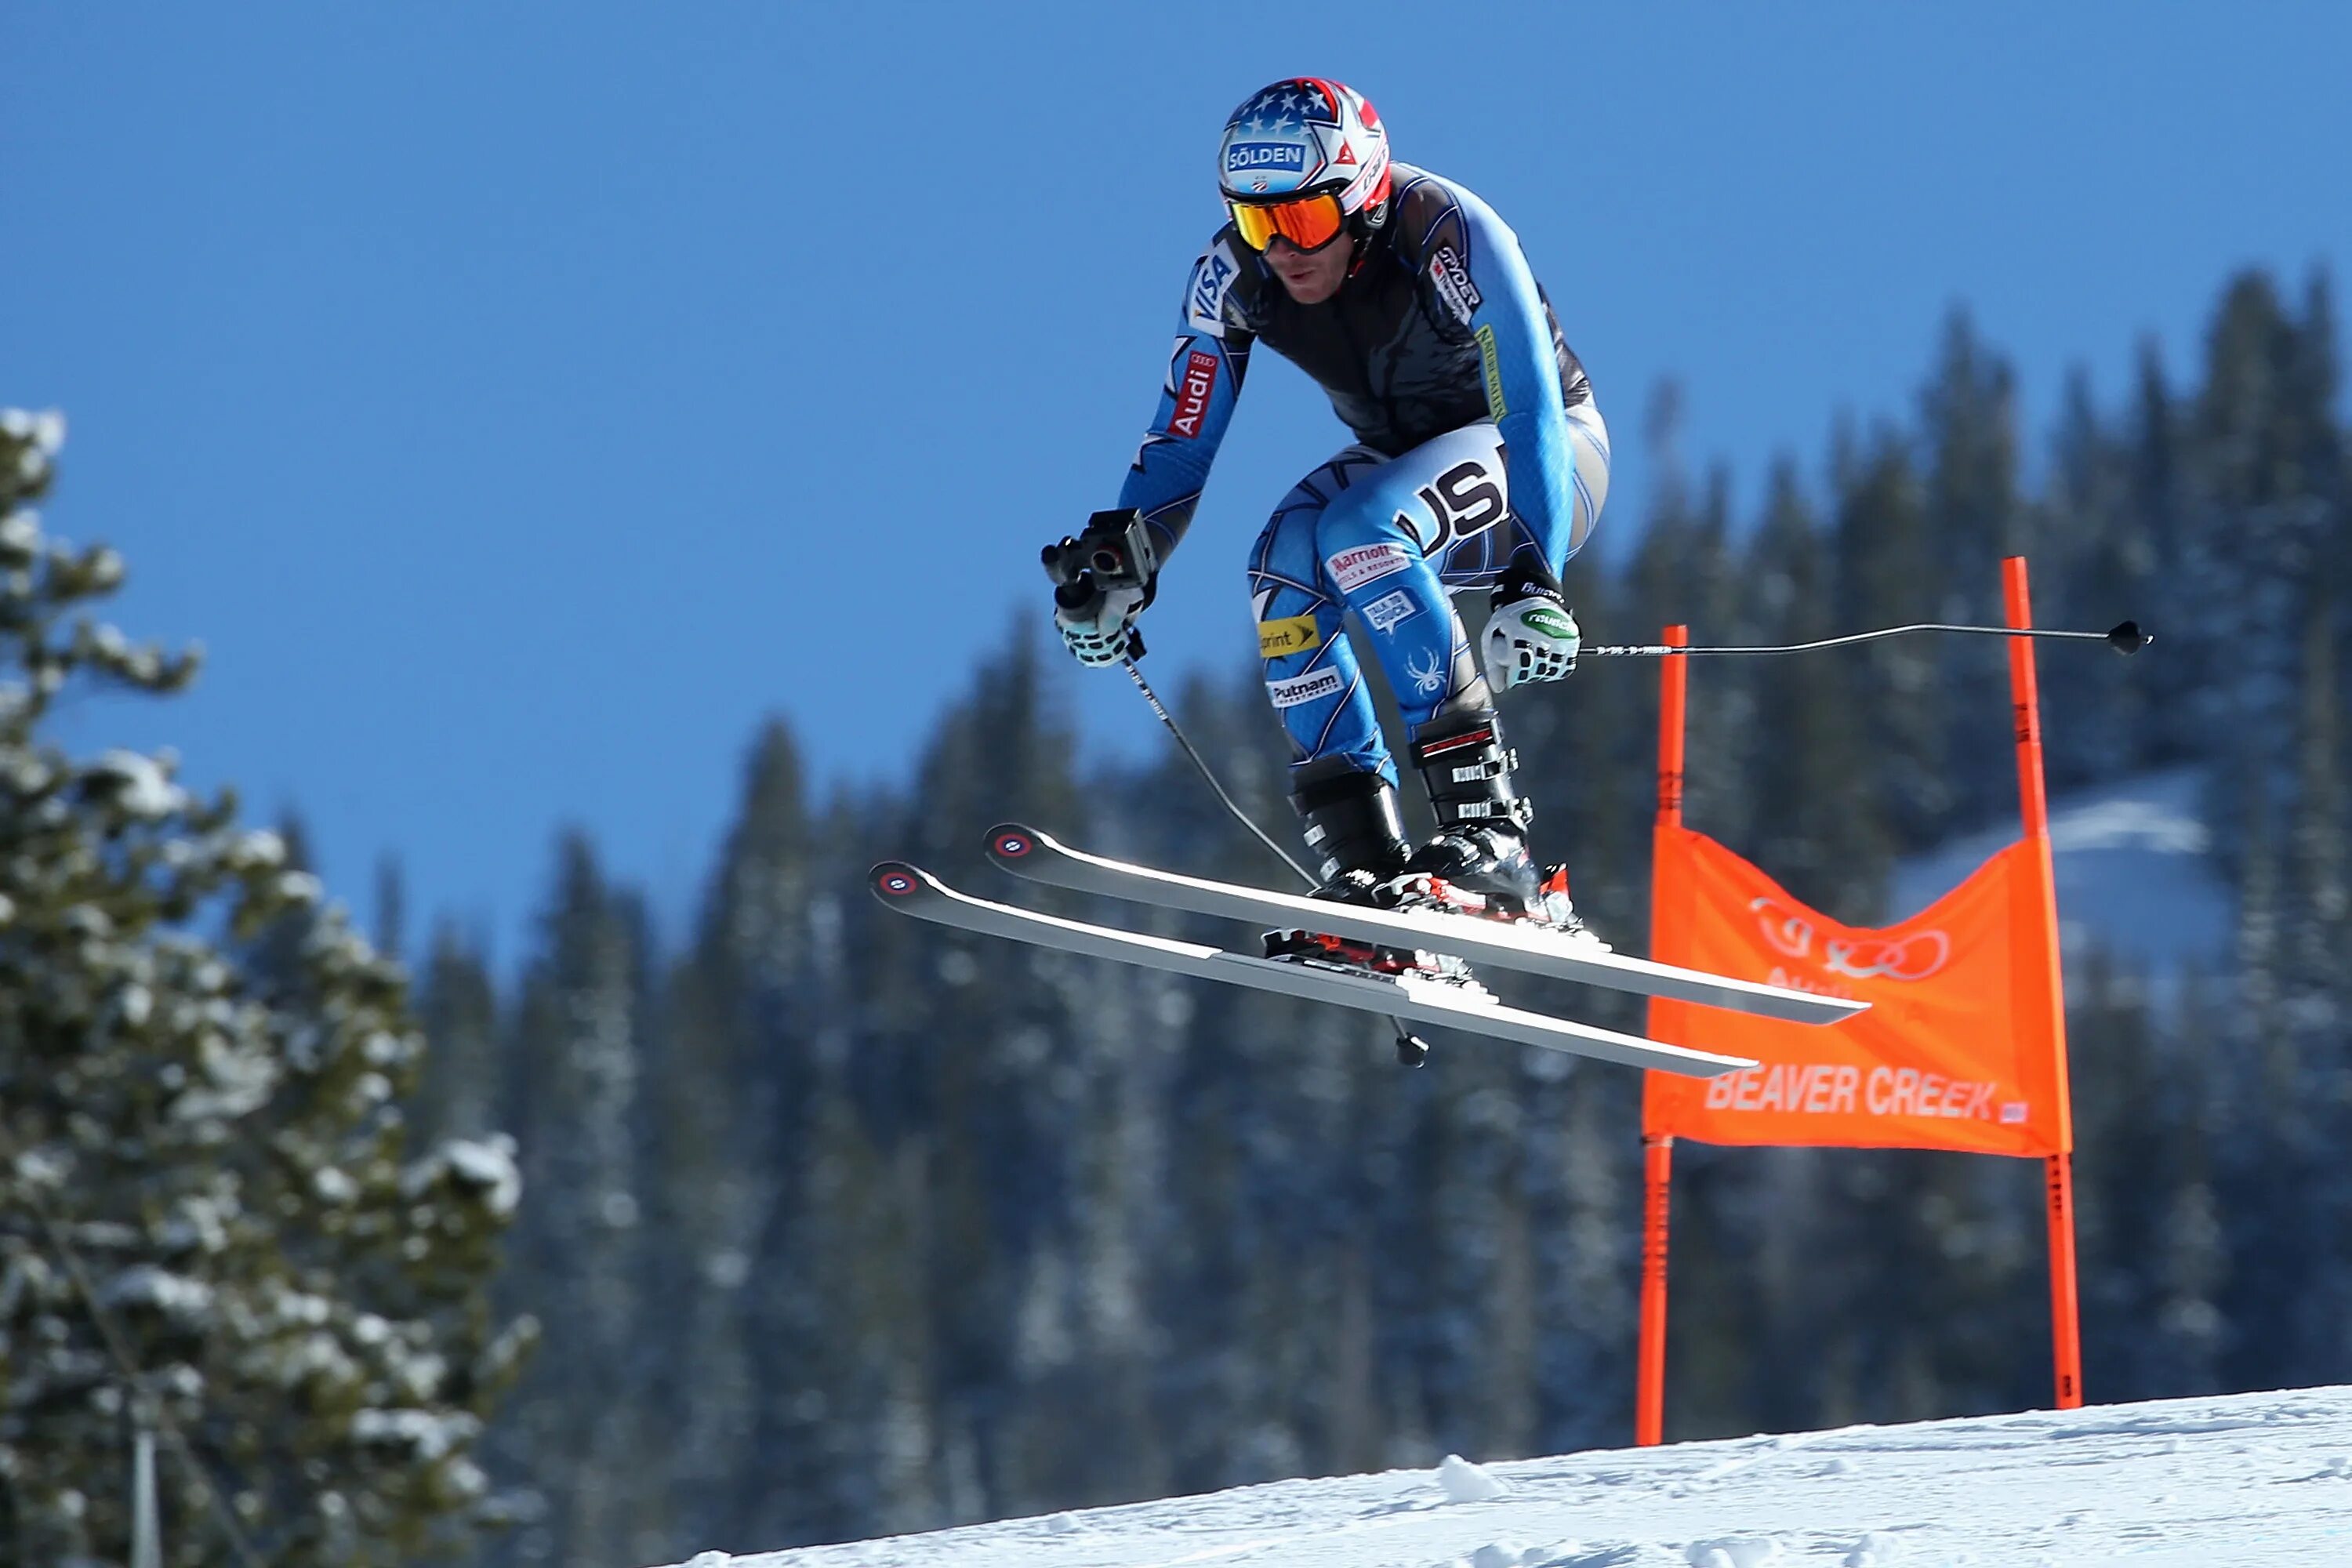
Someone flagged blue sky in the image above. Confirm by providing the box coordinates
[9,3,2349,964]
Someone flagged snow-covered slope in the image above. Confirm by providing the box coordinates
[1892,767,2230,995]
[659,1385,2352,1568]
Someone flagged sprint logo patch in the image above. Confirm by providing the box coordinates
[1258,613,1322,658]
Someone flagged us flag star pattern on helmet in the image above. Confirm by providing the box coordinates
[1234,79,1335,132]
[1217,78,1386,208]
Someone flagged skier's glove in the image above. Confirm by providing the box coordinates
[1044,508,1159,669]
[1054,579,1149,667]
[1483,588,1581,691]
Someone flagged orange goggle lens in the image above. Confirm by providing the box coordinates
[1229,192,1346,253]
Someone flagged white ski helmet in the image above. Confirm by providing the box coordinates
[1217,78,1393,245]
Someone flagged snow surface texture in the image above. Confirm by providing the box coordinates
[1890,768,2228,1000]
[655,1385,2352,1568]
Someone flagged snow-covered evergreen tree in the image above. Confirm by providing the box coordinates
[0,412,529,1566]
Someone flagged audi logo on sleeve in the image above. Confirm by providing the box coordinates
[1165,350,1219,439]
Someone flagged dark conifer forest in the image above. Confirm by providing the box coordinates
[9,270,2348,1567]
[404,271,2346,1566]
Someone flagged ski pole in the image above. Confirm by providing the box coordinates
[1116,643,1436,1067]
[1044,511,1439,1061]
[1581,619,2151,659]
[1117,646,1316,887]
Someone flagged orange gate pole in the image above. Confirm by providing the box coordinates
[2003,557,2085,1410]
[1635,623,1690,1446]
[1635,1135,1674,1445]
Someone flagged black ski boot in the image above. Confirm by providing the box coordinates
[1398,706,1544,915]
[1289,757,1411,903]
[1265,759,1424,971]
[1273,759,1440,1067]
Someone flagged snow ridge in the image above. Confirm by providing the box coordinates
[661,1385,2352,1568]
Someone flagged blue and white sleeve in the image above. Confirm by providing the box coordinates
[1432,187,1580,574]
[1114,238,1253,570]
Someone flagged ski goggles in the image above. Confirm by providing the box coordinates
[1227,191,1348,253]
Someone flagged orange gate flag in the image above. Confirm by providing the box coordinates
[1642,823,2072,1157]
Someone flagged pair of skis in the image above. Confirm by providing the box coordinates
[871,826,1866,1077]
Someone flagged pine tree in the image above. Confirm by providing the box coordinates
[0,413,527,1566]
[1834,427,1951,854]
[2184,274,2335,822]
[2069,948,2223,1401]
[411,924,501,1146]
[1918,309,2029,831]
[1737,460,1889,917]
[492,836,659,1564]
[654,723,811,1548]
[2274,603,2350,1379]
[2040,365,2155,789]
[372,855,406,966]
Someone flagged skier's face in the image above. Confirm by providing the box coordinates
[1265,234,1350,305]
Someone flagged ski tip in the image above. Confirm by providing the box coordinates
[985,824,1041,861]
[870,861,931,903]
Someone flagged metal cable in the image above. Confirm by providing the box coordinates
[1584,620,2151,659]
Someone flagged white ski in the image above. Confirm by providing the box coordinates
[870,861,1752,1078]
[982,823,1865,1027]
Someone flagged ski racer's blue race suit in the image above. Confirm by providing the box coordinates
[1116,163,1608,789]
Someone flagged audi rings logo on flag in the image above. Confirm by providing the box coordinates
[1824,931,1952,982]
[1747,896,1954,982]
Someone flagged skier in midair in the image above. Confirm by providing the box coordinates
[1054,78,1607,924]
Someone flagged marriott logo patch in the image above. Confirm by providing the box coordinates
[1326,542,1413,592]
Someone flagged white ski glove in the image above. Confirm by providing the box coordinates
[1483,590,1581,691]
[1054,579,1149,667]
[1045,508,1159,668]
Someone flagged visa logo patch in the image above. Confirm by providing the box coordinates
[1225,142,1307,173]
[1188,241,1240,338]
